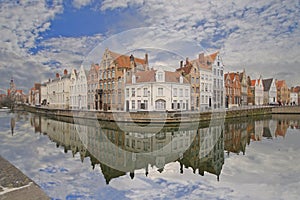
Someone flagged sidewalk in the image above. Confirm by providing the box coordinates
[0,156,49,200]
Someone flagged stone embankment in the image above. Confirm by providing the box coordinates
[19,105,279,124]
[272,105,300,114]
[0,156,49,200]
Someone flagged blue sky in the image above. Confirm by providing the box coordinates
[0,0,299,92]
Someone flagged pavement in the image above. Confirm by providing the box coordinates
[0,156,49,200]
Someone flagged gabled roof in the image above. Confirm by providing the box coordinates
[262,78,273,91]
[276,80,286,88]
[293,86,300,93]
[176,51,219,74]
[107,49,147,69]
[224,72,236,81]
[176,61,193,74]
[130,69,188,84]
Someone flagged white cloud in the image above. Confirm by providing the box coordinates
[72,0,94,9]
[0,0,64,56]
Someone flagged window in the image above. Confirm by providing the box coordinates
[179,88,183,97]
[126,88,129,98]
[132,100,135,109]
[173,88,177,97]
[143,88,148,97]
[144,100,148,110]
[158,72,163,81]
[155,99,166,110]
[172,100,177,109]
[136,88,141,97]
[158,88,163,96]
[131,88,135,97]
[137,100,141,109]
[185,89,189,97]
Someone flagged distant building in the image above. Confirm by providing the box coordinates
[7,78,26,104]
[247,76,254,105]
[125,68,191,111]
[70,66,88,110]
[238,69,248,106]
[290,89,298,105]
[224,72,241,108]
[29,83,41,105]
[262,78,277,105]
[87,63,100,110]
[45,69,71,109]
[291,86,300,105]
[250,76,264,105]
[276,80,289,105]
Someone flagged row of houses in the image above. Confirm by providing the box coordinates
[28,48,299,111]
[224,71,300,108]
[29,48,224,112]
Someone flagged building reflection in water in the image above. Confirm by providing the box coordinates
[27,114,298,184]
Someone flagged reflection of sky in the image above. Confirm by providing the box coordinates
[0,112,300,200]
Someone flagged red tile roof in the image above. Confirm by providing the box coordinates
[276,80,286,88]
[176,51,219,74]
[131,69,188,84]
[251,80,256,86]
[108,50,147,69]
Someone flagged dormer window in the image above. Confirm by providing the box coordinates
[158,72,163,81]
[132,75,136,84]
[156,68,165,82]
[179,76,183,84]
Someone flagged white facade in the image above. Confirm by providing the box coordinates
[199,68,212,112]
[70,66,88,110]
[45,72,71,109]
[125,68,191,111]
[41,84,47,104]
[254,77,264,105]
[290,92,298,105]
[268,79,277,104]
[212,53,225,110]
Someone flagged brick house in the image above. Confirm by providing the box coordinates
[224,72,241,108]
[97,48,148,111]
[276,80,289,105]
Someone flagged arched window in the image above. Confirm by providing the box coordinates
[155,99,166,110]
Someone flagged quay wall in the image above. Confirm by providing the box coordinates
[272,106,300,114]
[21,105,274,124]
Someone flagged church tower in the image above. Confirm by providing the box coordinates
[9,77,16,97]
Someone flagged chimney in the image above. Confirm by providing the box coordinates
[64,69,68,75]
[145,53,149,70]
[199,53,205,64]
[130,54,134,62]
[145,53,148,65]
[186,57,189,63]
[56,73,59,78]
[180,60,183,68]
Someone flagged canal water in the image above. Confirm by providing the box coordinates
[0,111,300,200]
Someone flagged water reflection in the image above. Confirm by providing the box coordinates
[26,113,298,185]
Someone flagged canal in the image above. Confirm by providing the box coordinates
[0,111,300,200]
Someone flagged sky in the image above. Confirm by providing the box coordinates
[0,0,299,93]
